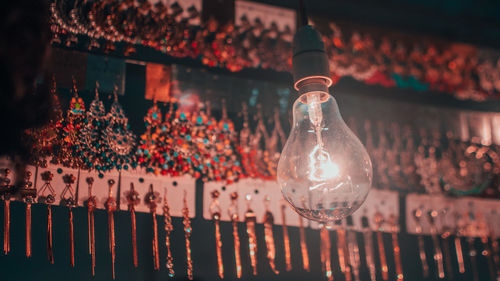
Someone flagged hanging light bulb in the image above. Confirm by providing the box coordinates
[277,3,372,224]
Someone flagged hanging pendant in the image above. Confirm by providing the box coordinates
[145,184,161,271]
[182,191,193,280]
[163,188,175,278]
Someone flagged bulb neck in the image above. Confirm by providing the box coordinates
[297,77,329,96]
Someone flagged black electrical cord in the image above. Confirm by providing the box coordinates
[298,0,309,27]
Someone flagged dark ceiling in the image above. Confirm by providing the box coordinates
[252,0,500,49]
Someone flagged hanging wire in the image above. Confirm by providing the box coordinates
[298,0,309,27]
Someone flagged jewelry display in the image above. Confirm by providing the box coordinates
[85,177,97,276]
[145,184,161,271]
[105,179,117,279]
[182,191,194,280]
[48,0,500,101]
[244,194,258,275]
[60,173,77,267]
[125,183,140,268]
[38,171,56,264]
[209,190,224,279]
[262,196,278,274]
[163,187,175,277]
[228,192,242,279]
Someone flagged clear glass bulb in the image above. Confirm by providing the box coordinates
[277,91,372,224]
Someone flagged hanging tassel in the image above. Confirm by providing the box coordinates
[61,173,77,267]
[47,205,54,264]
[69,207,75,267]
[3,198,9,255]
[428,210,445,279]
[413,208,429,277]
[455,236,465,274]
[280,203,292,272]
[346,217,361,281]
[262,196,278,274]
[228,192,242,279]
[105,180,117,280]
[244,195,258,276]
[20,170,36,258]
[389,215,403,281]
[210,190,224,279]
[26,202,32,258]
[335,220,351,281]
[320,226,333,281]
[126,183,140,268]
[298,215,310,271]
[481,235,496,281]
[441,232,454,280]
[0,168,12,255]
[374,212,389,281]
[468,237,479,281]
[361,215,376,281]
[86,177,97,276]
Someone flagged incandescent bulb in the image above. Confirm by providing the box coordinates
[277,91,372,224]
